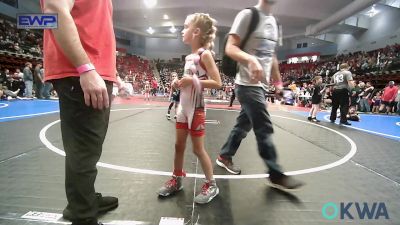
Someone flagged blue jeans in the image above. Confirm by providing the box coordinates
[42,82,52,99]
[24,80,33,97]
[220,85,283,178]
[35,81,44,99]
[359,98,370,112]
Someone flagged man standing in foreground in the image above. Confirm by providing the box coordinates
[216,0,304,190]
[41,0,118,224]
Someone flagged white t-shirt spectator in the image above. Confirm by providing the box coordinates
[229,7,279,87]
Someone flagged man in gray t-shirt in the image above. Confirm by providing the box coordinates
[216,0,303,190]
[331,69,353,91]
[34,63,44,99]
[329,63,354,125]
[23,62,33,98]
[230,5,279,86]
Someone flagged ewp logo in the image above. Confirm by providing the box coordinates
[17,14,58,29]
[322,202,389,220]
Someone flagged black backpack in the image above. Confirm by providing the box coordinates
[221,7,260,78]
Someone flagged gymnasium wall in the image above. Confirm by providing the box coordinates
[144,36,221,60]
[144,37,190,60]
[276,44,338,60]
[336,5,400,53]
[115,29,146,56]
[0,0,40,19]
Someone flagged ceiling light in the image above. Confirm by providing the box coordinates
[365,5,379,17]
[162,21,174,27]
[143,0,157,8]
[147,27,155,34]
[163,14,169,20]
[169,26,177,33]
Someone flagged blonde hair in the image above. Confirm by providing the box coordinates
[340,63,350,70]
[187,13,217,56]
[312,76,322,83]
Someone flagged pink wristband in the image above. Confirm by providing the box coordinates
[76,63,95,75]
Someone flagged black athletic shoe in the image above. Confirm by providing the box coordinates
[269,174,304,190]
[330,120,335,123]
[96,193,118,213]
[340,121,351,126]
[71,218,102,225]
[63,193,118,221]
[311,118,320,122]
[73,221,103,225]
[307,116,312,121]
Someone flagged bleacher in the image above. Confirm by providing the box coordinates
[279,44,400,88]
[116,55,154,93]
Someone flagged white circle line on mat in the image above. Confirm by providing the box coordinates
[0,103,9,109]
[39,108,357,179]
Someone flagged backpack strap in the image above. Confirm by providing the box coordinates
[240,7,260,49]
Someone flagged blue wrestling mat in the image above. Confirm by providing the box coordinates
[0,100,59,122]
[291,110,400,141]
